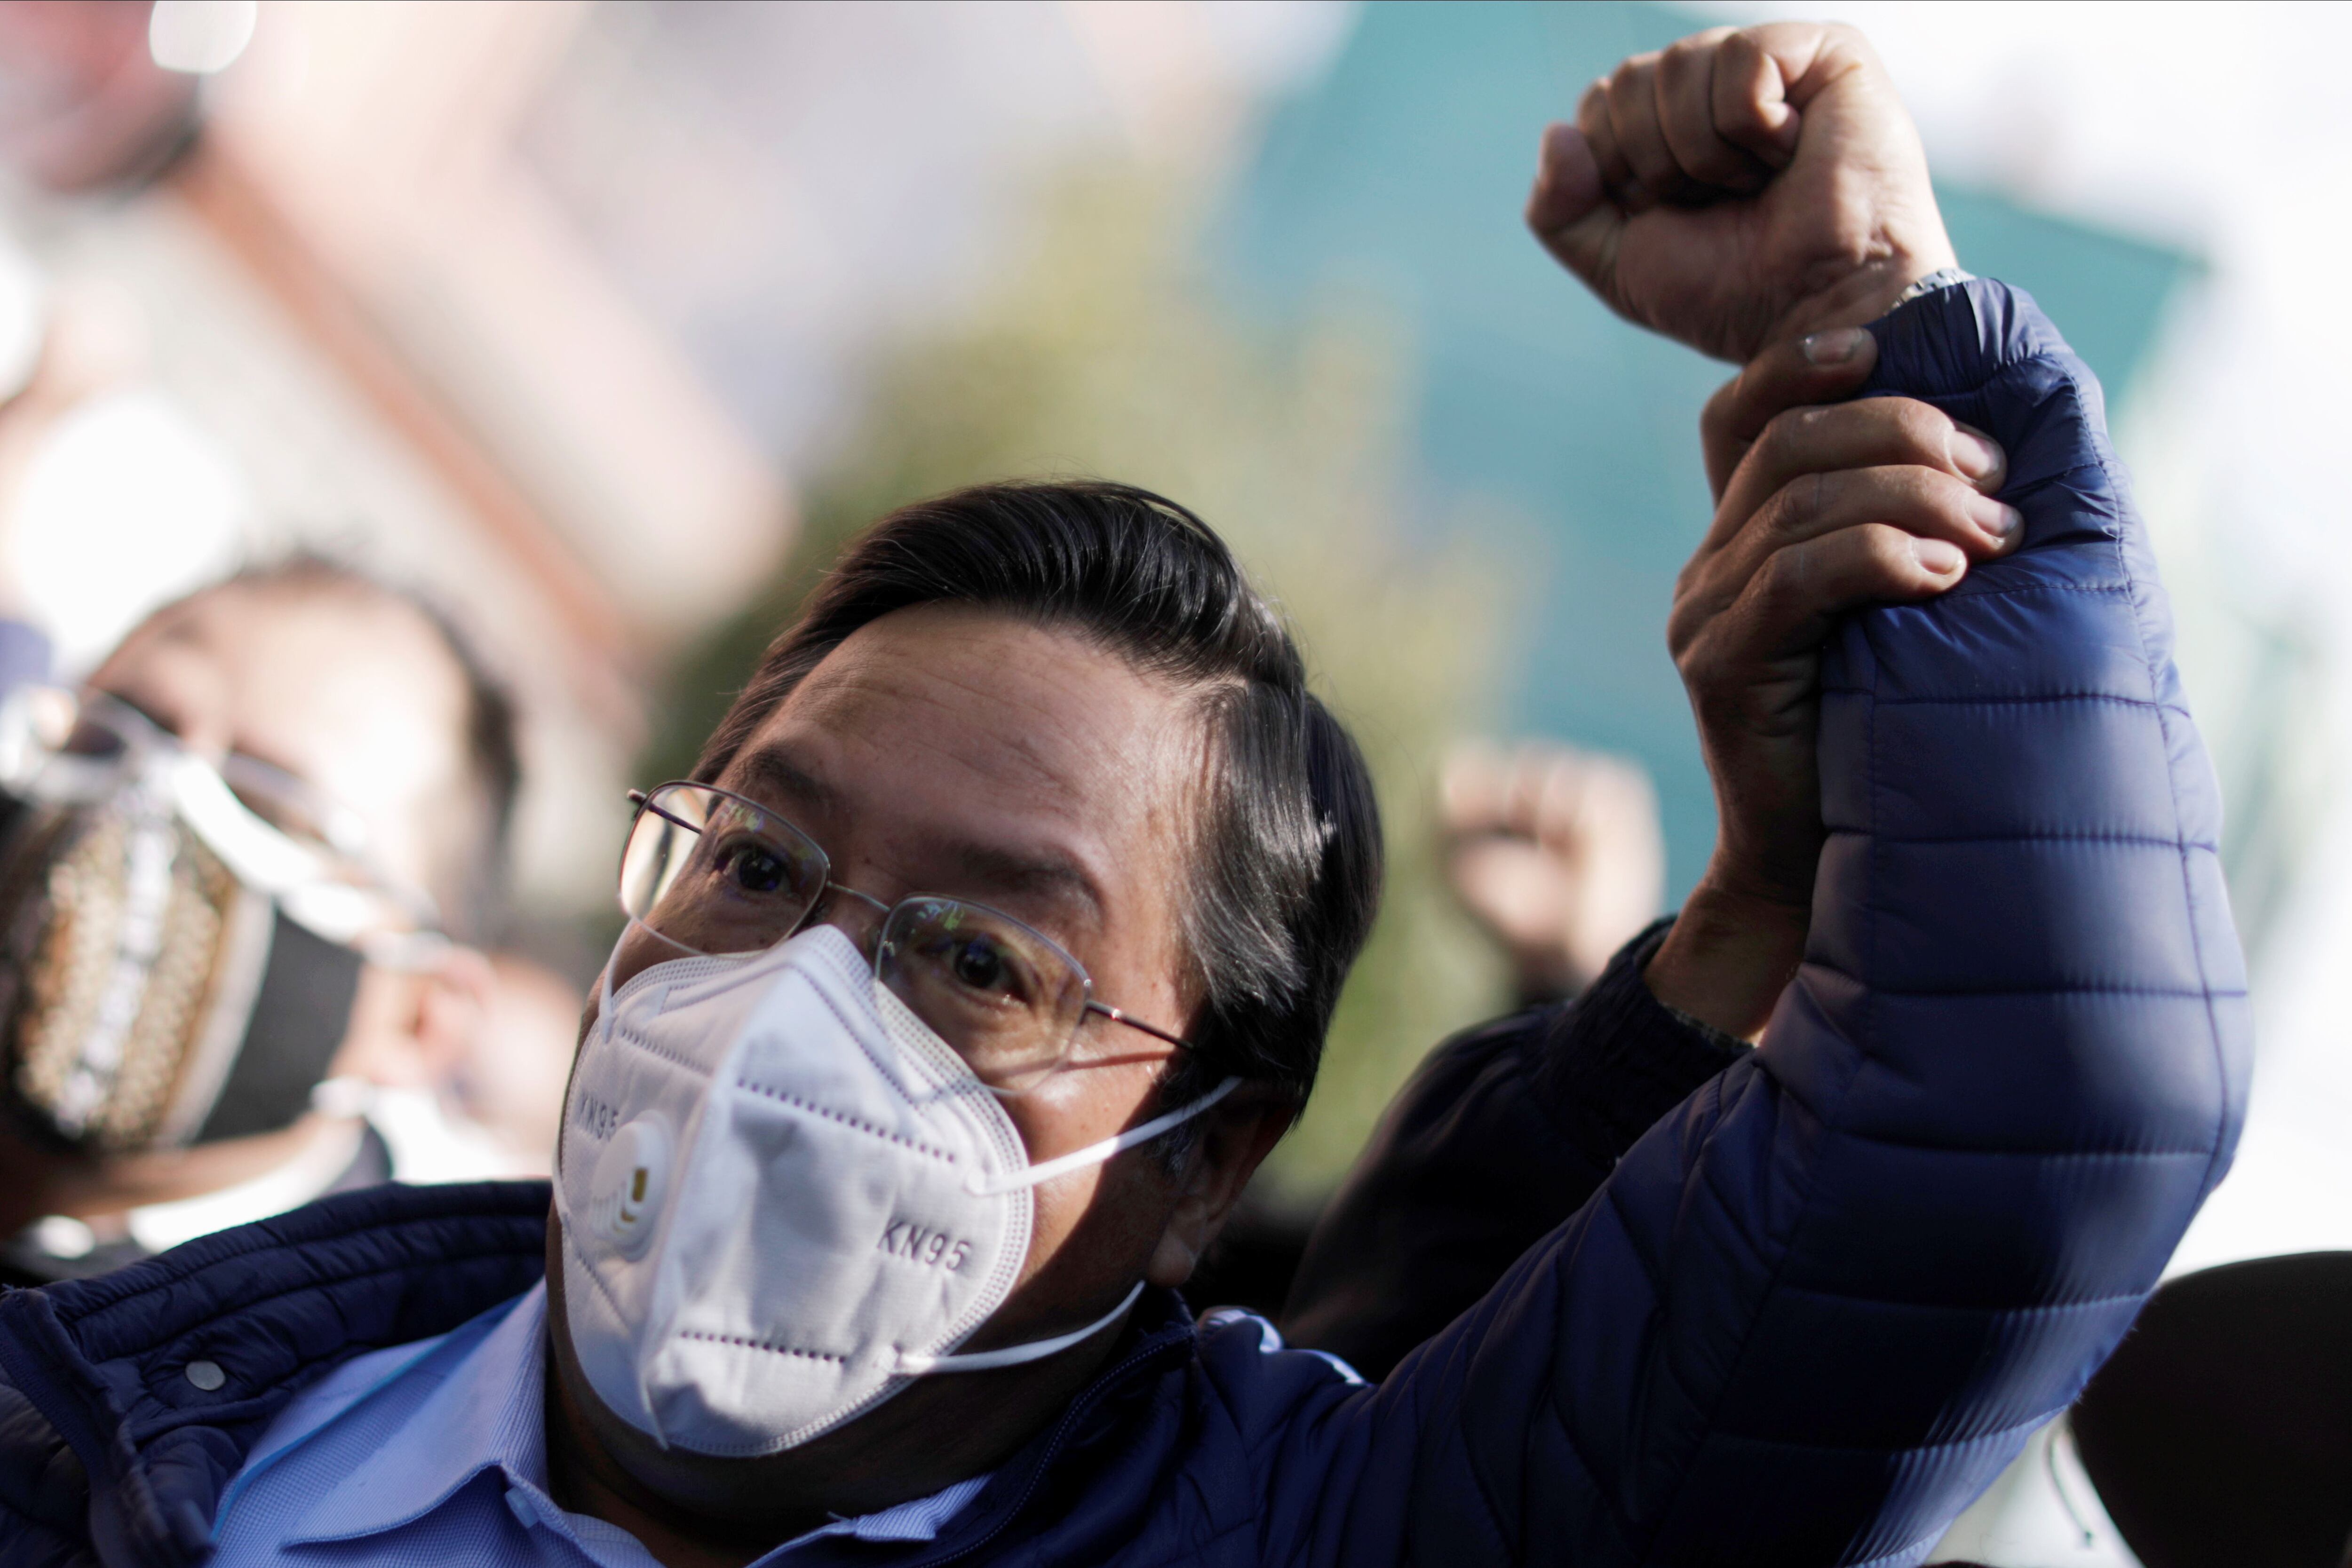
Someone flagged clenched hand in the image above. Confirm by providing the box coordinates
[1643,331,2017,1037]
[1526,23,1955,363]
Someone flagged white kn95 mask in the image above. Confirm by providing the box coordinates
[555,922,1237,1458]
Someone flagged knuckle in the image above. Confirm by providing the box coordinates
[1891,398,1955,452]
[1659,33,1721,78]
[1753,545,1805,603]
[1754,405,1819,464]
[1856,522,1915,572]
[1756,476,1817,540]
[1858,463,1951,524]
[1672,622,1726,680]
[1807,467,1843,517]
[1902,462,1966,507]
[1700,382,1738,443]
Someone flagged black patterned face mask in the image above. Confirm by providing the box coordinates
[0,691,436,1153]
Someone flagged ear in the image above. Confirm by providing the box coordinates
[1144,1086,1295,1290]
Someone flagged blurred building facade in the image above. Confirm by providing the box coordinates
[0,0,1351,965]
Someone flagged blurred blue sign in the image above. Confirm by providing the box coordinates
[1216,0,2191,897]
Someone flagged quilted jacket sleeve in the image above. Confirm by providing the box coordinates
[1279,920,1748,1381]
[0,1363,95,1568]
[1244,279,2251,1568]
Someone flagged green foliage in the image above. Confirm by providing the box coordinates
[644,169,1516,1198]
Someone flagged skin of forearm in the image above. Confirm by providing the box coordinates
[1643,879,1809,1042]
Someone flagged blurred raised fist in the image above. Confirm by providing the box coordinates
[1525,22,1955,364]
[1440,740,1665,1002]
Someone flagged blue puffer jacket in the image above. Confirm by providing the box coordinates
[0,280,2249,1567]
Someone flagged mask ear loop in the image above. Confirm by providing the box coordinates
[596,944,619,1049]
[912,1075,1245,1375]
[963,1076,1242,1197]
[894,1279,1147,1376]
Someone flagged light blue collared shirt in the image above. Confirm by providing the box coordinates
[209,1283,989,1567]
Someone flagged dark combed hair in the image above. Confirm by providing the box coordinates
[219,554,523,943]
[694,481,1383,1109]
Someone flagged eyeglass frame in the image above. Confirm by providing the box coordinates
[620,781,1200,1076]
[0,684,446,944]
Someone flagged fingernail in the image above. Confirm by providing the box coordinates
[1947,427,2004,483]
[1971,496,2023,545]
[1912,538,1966,575]
[1803,327,1869,365]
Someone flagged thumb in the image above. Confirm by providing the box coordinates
[1525,122,1622,295]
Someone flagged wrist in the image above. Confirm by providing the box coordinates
[1771,239,1960,349]
[1642,876,1809,1041]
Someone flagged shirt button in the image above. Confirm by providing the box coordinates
[506,1486,547,1530]
[183,1361,225,1392]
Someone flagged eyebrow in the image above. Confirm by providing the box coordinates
[727,748,840,817]
[929,839,1105,932]
[727,744,1107,931]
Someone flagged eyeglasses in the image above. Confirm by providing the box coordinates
[0,686,442,950]
[617,781,1194,1095]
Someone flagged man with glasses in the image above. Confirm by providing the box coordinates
[0,552,524,1283]
[0,21,2246,1568]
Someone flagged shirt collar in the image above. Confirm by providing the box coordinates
[288,1279,551,1545]
[282,1281,990,1560]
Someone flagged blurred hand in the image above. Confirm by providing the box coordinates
[453,954,585,1176]
[1441,740,1665,1000]
[1525,22,1955,364]
[1644,328,2015,1036]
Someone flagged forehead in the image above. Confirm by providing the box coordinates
[720,605,1201,933]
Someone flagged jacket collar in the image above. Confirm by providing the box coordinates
[0,1179,553,1568]
[889,1288,1200,1568]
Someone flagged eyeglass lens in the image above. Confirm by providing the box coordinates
[619,784,1091,1091]
[26,692,435,939]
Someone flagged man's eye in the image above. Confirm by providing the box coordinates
[950,937,1012,995]
[62,720,127,760]
[717,843,789,895]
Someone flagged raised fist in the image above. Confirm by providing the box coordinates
[1439,741,1665,1002]
[1526,23,1955,364]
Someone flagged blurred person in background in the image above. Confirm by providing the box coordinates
[1280,736,1706,1378]
[0,318,546,1285]
[455,950,593,1179]
[0,19,2247,1568]
[1182,739,1662,1316]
